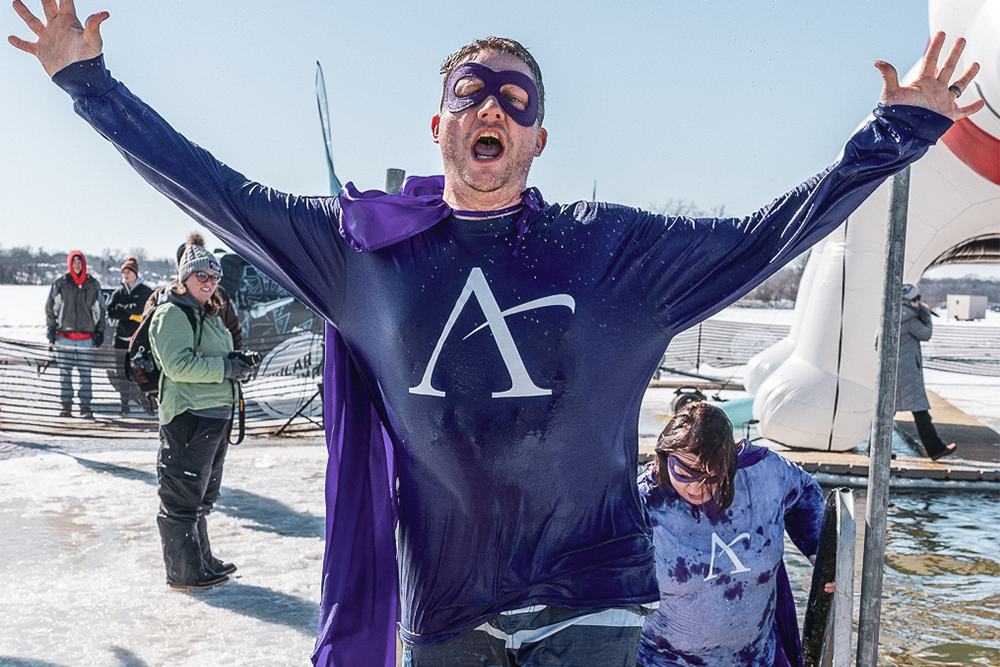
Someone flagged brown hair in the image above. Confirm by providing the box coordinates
[440,37,545,125]
[171,280,221,316]
[653,402,738,511]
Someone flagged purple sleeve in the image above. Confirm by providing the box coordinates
[639,105,952,335]
[780,458,825,559]
[52,56,347,324]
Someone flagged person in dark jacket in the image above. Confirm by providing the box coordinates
[895,283,957,460]
[106,256,154,414]
[45,250,105,418]
[145,234,242,350]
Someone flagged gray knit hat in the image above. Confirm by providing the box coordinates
[177,243,222,284]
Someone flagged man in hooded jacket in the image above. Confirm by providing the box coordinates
[45,250,106,418]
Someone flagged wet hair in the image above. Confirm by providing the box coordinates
[652,402,738,511]
[440,37,545,125]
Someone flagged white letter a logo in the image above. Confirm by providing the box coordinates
[410,267,574,398]
[705,532,752,581]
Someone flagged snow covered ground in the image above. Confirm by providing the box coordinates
[646,300,1000,435]
[0,285,49,344]
[0,436,327,667]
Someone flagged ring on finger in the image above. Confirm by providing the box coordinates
[948,84,963,98]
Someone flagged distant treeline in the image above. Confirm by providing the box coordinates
[738,260,1000,308]
[916,275,1000,308]
[0,246,176,286]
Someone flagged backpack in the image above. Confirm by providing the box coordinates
[124,302,198,396]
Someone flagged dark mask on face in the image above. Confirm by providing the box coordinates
[443,62,539,127]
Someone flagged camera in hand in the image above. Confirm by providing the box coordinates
[228,349,262,367]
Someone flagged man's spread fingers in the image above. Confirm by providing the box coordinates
[8,33,39,54]
[951,62,981,93]
[84,10,107,34]
[956,98,986,119]
[874,60,900,94]
[12,0,46,36]
[936,37,966,84]
[40,0,58,22]
[919,31,946,78]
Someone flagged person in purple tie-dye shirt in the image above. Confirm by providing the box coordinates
[637,402,826,667]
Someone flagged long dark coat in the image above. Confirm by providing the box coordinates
[895,301,933,412]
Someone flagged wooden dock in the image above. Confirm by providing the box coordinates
[638,390,999,488]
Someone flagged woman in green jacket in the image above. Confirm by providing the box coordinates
[149,237,254,590]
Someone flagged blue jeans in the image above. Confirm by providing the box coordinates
[55,336,94,407]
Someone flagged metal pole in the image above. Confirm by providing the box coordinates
[855,166,910,667]
[831,489,857,667]
[695,323,703,373]
[386,168,406,195]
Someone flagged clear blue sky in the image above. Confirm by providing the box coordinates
[3,0,993,279]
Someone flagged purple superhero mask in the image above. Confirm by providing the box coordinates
[443,62,540,127]
[667,456,720,485]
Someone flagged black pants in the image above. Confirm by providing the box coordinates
[157,411,231,586]
[912,410,947,457]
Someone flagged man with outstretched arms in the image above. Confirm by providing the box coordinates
[10,2,983,665]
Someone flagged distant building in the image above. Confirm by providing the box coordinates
[947,294,988,321]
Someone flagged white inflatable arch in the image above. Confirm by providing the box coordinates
[747,0,1000,451]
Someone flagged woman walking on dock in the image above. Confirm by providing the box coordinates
[895,283,957,461]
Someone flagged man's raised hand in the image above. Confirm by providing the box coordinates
[9,0,107,77]
[875,31,984,122]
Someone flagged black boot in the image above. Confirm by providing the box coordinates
[59,401,72,418]
[120,400,130,416]
[158,513,212,588]
[168,573,229,590]
[197,516,237,576]
[929,443,958,461]
[213,561,238,576]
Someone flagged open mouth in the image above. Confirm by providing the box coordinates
[473,131,504,160]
